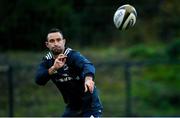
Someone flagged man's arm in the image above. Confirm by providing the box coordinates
[71,51,96,93]
[35,60,51,85]
[36,54,67,85]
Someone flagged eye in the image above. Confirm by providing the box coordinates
[56,38,61,42]
[49,39,55,43]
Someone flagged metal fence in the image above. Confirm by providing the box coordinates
[0,59,180,116]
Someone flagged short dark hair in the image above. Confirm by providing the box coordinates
[48,28,62,34]
[47,28,63,40]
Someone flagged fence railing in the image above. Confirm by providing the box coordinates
[96,59,180,116]
[0,65,13,117]
[1,59,180,116]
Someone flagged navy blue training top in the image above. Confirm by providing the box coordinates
[35,48,102,110]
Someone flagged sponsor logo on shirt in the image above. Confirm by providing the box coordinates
[56,76,73,82]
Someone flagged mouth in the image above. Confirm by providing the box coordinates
[52,47,63,54]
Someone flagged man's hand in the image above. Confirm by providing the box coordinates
[84,76,94,93]
[53,54,67,69]
[48,54,67,75]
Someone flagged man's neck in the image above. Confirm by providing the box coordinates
[52,49,65,59]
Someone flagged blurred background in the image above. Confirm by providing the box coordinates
[0,0,180,117]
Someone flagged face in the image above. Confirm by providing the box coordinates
[46,32,66,55]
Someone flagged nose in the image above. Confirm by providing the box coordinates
[54,40,59,46]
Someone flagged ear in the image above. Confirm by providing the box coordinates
[63,38,66,44]
[45,41,49,48]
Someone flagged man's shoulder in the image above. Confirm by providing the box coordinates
[43,52,53,60]
[64,47,81,58]
[64,47,73,57]
[64,48,82,65]
[42,48,80,60]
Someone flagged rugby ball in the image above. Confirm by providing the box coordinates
[113,4,137,30]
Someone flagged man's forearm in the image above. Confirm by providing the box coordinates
[48,66,57,75]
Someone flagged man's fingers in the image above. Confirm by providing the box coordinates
[58,57,66,61]
[84,81,94,93]
[62,58,66,63]
[56,54,67,64]
[89,82,94,93]
[54,54,67,69]
[88,86,93,93]
[58,54,67,60]
[85,85,88,92]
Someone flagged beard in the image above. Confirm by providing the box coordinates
[51,46,63,55]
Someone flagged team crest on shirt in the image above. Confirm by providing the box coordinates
[63,64,69,70]
[55,64,73,82]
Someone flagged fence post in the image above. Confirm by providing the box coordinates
[7,65,14,117]
[124,62,132,116]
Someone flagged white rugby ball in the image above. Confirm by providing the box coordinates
[113,4,137,30]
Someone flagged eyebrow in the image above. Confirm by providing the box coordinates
[47,33,63,39]
[48,37,63,41]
